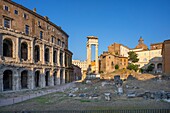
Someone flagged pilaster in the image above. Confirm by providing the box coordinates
[0,72,3,92]
[62,69,65,84]
[51,47,54,66]
[30,40,34,63]
[57,69,60,85]
[41,44,45,64]
[57,49,60,67]
[15,38,20,62]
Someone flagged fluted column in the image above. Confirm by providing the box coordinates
[95,44,99,73]
[87,44,91,67]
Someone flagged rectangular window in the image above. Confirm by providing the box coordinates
[4,18,10,28]
[4,6,9,11]
[23,13,28,19]
[25,25,29,35]
[52,36,54,43]
[40,31,43,39]
[62,42,65,47]
[14,10,18,15]
[38,21,41,26]
[58,39,61,45]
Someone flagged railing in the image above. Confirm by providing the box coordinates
[6,109,170,113]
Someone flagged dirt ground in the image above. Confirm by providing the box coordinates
[0,74,170,111]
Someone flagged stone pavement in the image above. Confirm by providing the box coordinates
[0,82,76,107]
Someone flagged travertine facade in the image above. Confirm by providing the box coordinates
[0,0,73,92]
[162,39,170,75]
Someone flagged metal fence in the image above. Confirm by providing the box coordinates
[5,109,170,113]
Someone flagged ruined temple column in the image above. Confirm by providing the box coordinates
[95,44,99,73]
[87,44,91,67]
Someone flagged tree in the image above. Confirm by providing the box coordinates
[146,64,154,72]
[115,64,119,69]
[128,51,139,63]
[127,63,139,72]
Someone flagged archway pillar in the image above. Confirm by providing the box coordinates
[13,69,19,91]
[28,69,34,89]
[0,34,2,57]
[0,72,3,92]
[15,38,20,62]
[57,68,60,85]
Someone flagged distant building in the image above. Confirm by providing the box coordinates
[72,64,82,80]
[72,60,87,75]
[162,39,170,75]
[99,51,128,73]
[130,37,163,73]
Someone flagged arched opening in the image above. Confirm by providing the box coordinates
[53,71,57,85]
[60,51,63,66]
[3,38,13,57]
[45,71,49,86]
[53,50,57,63]
[3,70,12,91]
[21,70,28,89]
[21,42,28,60]
[35,71,40,87]
[45,48,49,62]
[150,63,155,69]
[60,70,63,84]
[34,45,40,62]
[157,63,162,70]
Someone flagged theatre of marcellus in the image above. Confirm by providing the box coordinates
[0,0,74,92]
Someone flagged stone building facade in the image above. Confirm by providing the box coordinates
[99,51,128,73]
[72,64,82,81]
[0,0,73,92]
[162,39,170,75]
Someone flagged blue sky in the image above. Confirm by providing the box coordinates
[13,0,170,61]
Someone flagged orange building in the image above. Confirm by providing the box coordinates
[162,39,170,75]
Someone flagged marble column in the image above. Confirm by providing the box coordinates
[87,44,91,67]
[95,44,99,73]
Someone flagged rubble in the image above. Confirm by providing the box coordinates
[104,93,111,101]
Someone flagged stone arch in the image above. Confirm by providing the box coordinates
[3,70,13,91]
[34,45,40,62]
[21,70,28,89]
[45,48,49,62]
[45,71,50,86]
[157,63,162,69]
[3,38,13,57]
[60,69,63,84]
[150,63,155,68]
[21,42,28,61]
[53,50,57,63]
[35,71,40,87]
[53,71,57,85]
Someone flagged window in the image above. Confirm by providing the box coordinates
[38,21,41,26]
[4,18,10,28]
[25,25,29,35]
[40,31,43,39]
[52,28,55,32]
[52,37,54,43]
[58,39,61,45]
[62,42,65,47]
[14,10,18,15]
[4,6,9,11]
[47,25,50,30]
[23,13,27,19]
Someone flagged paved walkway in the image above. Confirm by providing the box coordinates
[0,82,76,107]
